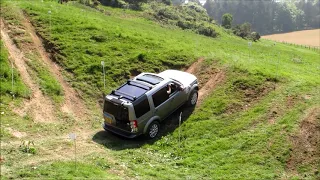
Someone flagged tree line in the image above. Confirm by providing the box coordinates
[203,0,320,35]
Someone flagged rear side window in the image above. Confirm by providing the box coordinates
[134,98,150,118]
[152,86,170,107]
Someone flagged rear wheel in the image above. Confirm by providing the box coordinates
[145,121,160,139]
[188,90,198,106]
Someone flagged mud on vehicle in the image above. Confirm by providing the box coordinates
[102,70,198,139]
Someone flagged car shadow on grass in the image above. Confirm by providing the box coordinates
[92,105,195,150]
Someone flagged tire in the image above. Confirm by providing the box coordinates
[188,90,198,106]
[145,121,160,139]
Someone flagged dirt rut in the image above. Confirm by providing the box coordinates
[185,58,225,104]
[22,18,88,120]
[286,107,320,177]
[1,20,56,123]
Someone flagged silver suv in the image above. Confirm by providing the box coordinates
[102,70,198,139]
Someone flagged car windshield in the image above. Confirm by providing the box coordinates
[169,78,183,86]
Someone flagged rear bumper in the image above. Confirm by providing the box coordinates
[102,123,140,138]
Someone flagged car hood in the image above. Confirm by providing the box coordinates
[158,70,197,87]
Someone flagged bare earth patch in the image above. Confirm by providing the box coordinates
[268,95,300,125]
[185,58,225,105]
[5,127,27,138]
[286,107,320,178]
[185,57,204,74]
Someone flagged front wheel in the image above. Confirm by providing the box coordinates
[188,90,198,106]
[145,121,160,139]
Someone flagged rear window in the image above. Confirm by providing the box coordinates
[103,100,128,122]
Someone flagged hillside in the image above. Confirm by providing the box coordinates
[1,0,319,179]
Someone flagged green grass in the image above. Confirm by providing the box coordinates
[10,161,118,179]
[0,3,63,103]
[111,71,319,179]
[0,40,29,98]
[1,0,319,179]
[25,52,64,102]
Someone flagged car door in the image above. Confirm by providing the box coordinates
[151,84,176,120]
[168,82,187,110]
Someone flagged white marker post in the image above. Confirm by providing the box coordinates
[69,133,77,171]
[248,41,252,62]
[48,10,51,36]
[179,112,182,149]
[101,61,105,90]
[11,61,14,98]
[277,52,280,79]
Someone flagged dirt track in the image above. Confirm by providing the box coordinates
[286,107,320,176]
[1,20,56,123]
[22,17,88,120]
[1,16,88,123]
[185,58,225,104]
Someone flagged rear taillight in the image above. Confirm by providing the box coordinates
[130,120,138,132]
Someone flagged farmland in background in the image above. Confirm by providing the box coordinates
[262,29,320,48]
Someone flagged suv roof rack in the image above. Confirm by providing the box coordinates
[112,90,137,101]
[136,74,163,85]
[127,80,152,90]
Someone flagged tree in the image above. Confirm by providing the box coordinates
[221,13,233,29]
[232,22,251,39]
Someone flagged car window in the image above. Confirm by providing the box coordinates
[167,82,179,96]
[103,100,129,121]
[152,85,170,107]
[134,97,150,118]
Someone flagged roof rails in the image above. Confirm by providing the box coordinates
[112,90,136,101]
[136,74,163,85]
[127,80,152,90]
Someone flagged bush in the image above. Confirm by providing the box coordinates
[250,32,260,41]
[197,24,217,37]
[162,0,172,5]
[149,2,218,38]
[157,7,180,20]
[177,20,194,30]
[232,22,251,39]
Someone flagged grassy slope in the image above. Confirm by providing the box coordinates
[1,0,319,179]
[0,40,29,97]
[0,3,63,103]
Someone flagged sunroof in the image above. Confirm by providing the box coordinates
[113,83,148,101]
[136,74,163,85]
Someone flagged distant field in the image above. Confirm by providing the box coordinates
[262,29,320,47]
